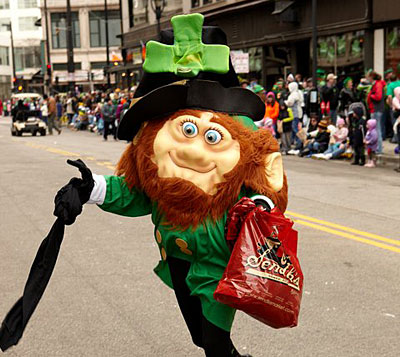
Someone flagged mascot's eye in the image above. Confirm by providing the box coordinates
[204,129,222,145]
[182,122,198,137]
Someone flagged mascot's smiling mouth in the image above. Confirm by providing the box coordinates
[168,151,216,173]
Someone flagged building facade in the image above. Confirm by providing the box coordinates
[118,0,182,88]
[120,0,400,89]
[40,0,122,93]
[0,0,42,98]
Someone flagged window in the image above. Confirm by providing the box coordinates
[89,11,121,48]
[0,46,9,66]
[14,46,41,71]
[18,0,37,8]
[0,18,11,32]
[90,61,107,69]
[19,17,38,31]
[51,12,80,49]
[0,0,9,10]
[132,0,148,27]
[53,63,82,70]
[386,27,400,74]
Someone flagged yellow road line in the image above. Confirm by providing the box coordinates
[287,210,399,247]
[24,142,116,171]
[294,219,400,254]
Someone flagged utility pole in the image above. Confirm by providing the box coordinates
[66,0,75,93]
[44,0,51,94]
[105,0,111,89]
[8,24,16,93]
[311,0,317,88]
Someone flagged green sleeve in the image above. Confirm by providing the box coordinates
[99,175,153,217]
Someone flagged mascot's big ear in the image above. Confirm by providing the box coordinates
[264,152,284,192]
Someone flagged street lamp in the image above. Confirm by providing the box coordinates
[2,23,16,93]
[150,0,166,39]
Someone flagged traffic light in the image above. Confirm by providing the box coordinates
[12,77,16,83]
[47,64,51,76]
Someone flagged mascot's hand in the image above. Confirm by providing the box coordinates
[53,159,94,225]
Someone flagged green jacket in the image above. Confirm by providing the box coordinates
[98,175,259,331]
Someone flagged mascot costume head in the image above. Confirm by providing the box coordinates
[116,14,288,230]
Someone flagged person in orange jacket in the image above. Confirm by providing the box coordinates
[262,91,280,136]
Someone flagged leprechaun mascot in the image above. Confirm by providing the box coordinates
[0,14,288,357]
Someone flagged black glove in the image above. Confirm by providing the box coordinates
[53,159,94,225]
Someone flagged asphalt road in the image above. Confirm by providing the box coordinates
[0,118,399,357]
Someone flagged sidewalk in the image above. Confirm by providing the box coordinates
[381,141,400,167]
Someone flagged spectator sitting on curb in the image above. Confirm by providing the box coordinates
[299,118,330,157]
[313,117,348,160]
[288,114,319,155]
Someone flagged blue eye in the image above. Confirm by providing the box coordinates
[204,129,222,145]
[182,122,198,137]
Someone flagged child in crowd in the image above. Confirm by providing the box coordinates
[264,91,279,135]
[349,105,366,165]
[300,119,330,157]
[314,117,349,160]
[277,101,293,154]
[262,118,275,136]
[364,119,378,167]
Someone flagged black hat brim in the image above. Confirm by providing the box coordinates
[117,80,265,141]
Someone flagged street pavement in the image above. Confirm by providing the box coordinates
[0,118,399,357]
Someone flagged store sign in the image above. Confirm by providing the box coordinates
[230,51,249,73]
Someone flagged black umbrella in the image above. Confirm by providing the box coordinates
[0,160,93,352]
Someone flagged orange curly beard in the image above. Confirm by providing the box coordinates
[116,110,288,230]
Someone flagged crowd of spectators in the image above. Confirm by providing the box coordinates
[2,68,400,168]
[244,69,400,167]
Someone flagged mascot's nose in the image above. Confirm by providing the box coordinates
[175,145,209,167]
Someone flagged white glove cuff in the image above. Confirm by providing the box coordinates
[87,174,106,205]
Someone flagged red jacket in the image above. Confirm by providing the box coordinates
[367,79,386,114]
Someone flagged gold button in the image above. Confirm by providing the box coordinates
[175,238,188,249]
[175,238,192,255]
[156,230,162,244]
[161,247,167,261]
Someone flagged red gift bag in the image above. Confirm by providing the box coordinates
[214,198,303,329]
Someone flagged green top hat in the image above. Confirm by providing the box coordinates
[117,13,265,141]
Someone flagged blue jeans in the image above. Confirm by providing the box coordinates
[291,117,301,147]
[307,141,321,154]
[371,111,383,154]
[324,142,345,159]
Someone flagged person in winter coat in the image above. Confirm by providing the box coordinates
[364,119,378,167]
[338,77,356,116]
[277,101,294,154]
[263,91,279,135]
[300,119,330,157]
[285,81,303,145]
[313,117,348,160]
[367,71,386,154]
[321,73,339,124]
[348,105,366,165]
[101,98,117,141]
